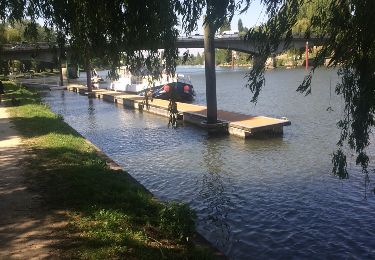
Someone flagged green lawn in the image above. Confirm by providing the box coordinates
[2,81,214,259]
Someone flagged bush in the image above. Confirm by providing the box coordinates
[276,58,285,67]
[159,202,196,242]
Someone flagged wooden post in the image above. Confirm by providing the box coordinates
[204,15,217,124]
[305,41,309,70]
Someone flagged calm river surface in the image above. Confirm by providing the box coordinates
[42,67,375,259]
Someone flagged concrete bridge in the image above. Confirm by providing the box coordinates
[0,36,317,62]
[0,42,59,62]
[177,36,314,54]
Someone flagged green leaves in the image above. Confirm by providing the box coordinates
[332,149,348,179]
[159,202,196,242]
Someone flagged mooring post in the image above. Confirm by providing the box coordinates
[204,16,217,124]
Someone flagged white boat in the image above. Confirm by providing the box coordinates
[109,67,195,101]
[91,69,110,89]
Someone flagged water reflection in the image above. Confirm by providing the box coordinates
[198,139,233,248]
[60,89,65,100]
[87,98,97,131]
[59,90,67,115]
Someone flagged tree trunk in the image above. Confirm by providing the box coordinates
[204,15,217,124]
[58,57,64,86]
[86,58,92,92]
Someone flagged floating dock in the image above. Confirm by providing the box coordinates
[67,84,291,138]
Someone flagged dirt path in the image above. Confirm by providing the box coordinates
[0,106,66,259]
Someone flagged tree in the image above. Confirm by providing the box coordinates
[300,0,375,183]
[238,18,244,32]
[219,18,231,33]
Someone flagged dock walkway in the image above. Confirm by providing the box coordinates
[67,84,290,138]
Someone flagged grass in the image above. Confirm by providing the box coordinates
[2,81,214,259]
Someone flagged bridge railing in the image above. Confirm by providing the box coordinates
[1,42,57,51]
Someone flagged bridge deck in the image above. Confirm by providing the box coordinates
[67,84,290,138]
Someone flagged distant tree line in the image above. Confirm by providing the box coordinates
[0,21,56,44]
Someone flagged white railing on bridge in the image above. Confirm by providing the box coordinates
[1,42,57,51]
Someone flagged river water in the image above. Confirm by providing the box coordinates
[42,67,375,259]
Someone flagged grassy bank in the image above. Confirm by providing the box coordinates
[2,81,213,259]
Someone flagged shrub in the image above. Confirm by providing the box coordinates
[159,202,196,242]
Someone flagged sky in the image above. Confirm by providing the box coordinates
[190,0,265,34]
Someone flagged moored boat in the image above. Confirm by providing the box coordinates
[109,67,195,102]
[91,69,110,89]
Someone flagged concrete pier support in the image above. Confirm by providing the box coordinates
[204,15,217,124]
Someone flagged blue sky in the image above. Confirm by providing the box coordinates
[188,0,265,34]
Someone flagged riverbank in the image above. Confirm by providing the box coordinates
[1,81,217,259]
[0,106,68,258]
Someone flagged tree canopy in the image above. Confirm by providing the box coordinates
[0,21,56,44]
[238,18,244,32]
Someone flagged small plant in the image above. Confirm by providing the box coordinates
[57,114,64,121]
[159,201,196,242]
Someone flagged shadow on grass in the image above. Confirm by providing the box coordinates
[24,145,212,259]
[10,116,78,138]
[28,146,158,219]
